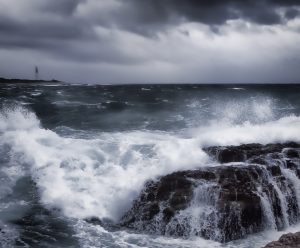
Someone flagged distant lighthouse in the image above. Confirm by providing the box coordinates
[35,66,39,81]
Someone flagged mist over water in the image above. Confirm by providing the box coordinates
[0,83,300,247]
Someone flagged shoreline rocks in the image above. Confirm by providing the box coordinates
[264,232,300,248]
[120,142,300,243]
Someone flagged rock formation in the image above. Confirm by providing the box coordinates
[120,142,300,242]
[264,232,300,248]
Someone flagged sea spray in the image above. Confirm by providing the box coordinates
[1,106,300,222]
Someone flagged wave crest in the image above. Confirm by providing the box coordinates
[1,106,300,221]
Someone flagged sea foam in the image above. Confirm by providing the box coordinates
[1,105,300,222]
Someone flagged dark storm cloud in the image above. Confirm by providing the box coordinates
[285,8,300,20]
[0,0,300,83]
[0,0,91,41]
[37,0,86,16]
[0,0,100,62]
[67,0,300,38]
[119,0,300,32]
[1,0,300,53]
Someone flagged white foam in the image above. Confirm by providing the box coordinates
[73,219,300,248]
[193,115,300,147]
[210,97,275,124]
[1,106,300,223]
[229,88,245,90]
[0,107,209,220]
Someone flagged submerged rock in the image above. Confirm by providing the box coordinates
[120,143,300,242]
[264,232,300,248]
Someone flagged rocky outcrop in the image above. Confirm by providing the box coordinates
[120,143,300,242]
[264,232,300,248]
[203,142,300,164]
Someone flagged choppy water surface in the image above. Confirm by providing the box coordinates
[0,83,300,247]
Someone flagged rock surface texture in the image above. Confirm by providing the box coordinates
[264,232,300,248]
[120,142,300,242]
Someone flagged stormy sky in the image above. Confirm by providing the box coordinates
[0,0,300,83]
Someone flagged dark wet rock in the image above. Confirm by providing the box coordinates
[85,217,120,232]
[249,157,268,165]
[268,165,282,177]
[121,171,195,234]
[120,143,300,243]
[285,149,300,159]
[264,232,300,248]
[86,217,103,226]
[204,142,300,164]
[121,165,268,242]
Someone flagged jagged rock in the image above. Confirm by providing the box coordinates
[121,165,265,242]
[85,217,120,232]
[285,149,300,159]
[203,142,300,164]
[120,143,300,243]
[264,232,300,248]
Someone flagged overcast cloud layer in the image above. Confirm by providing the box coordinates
[0,0,300,83]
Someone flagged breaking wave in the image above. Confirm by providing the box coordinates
[1,102,300,223]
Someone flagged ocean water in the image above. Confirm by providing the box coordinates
[0,83,300,248]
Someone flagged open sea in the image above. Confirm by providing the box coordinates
[0,82,300,248]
